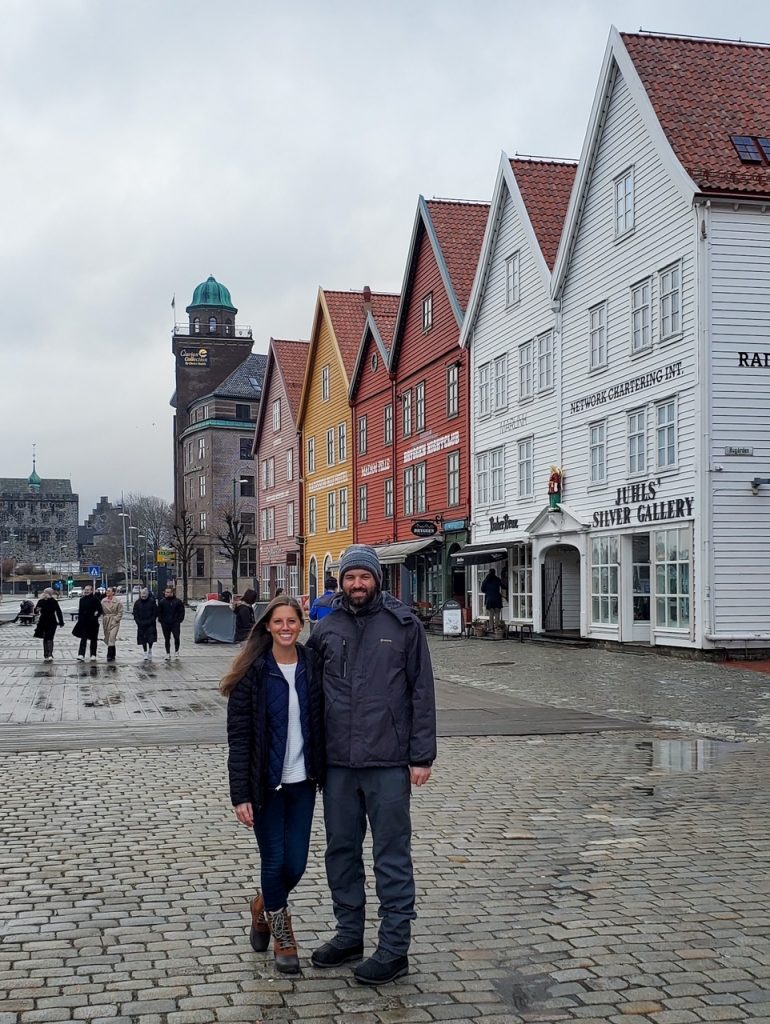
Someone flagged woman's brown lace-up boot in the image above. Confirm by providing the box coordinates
[266,907,300,974]
[249,892,270,953]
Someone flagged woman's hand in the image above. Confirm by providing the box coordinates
[234,802,254,827]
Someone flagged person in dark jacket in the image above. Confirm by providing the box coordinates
[233,588,258,642]
[73,585,103,661]
[133,587,158,661]
[220,595,325,975]
[157,586,185,659]
[33,588,64,662]
[480,567,504,629]
[308,576,338,623]
[306,544,436,986]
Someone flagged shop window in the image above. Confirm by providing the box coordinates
[509,546,533,620]
[654,527,690,630]
[591,535,619,625]
[261,564,270,600]
[632,534,651,623]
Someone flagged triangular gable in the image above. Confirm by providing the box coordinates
[349,306,398,401]
[253,338,308,448]
[296,289,350,429]
[526,502,589,538]
[552,25,698,299]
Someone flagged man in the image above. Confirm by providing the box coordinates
[306,545,436,986]
[157,585,185,659]
[480,567,504,630]
[308,575,338,623]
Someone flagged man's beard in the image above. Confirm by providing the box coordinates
[347,589,373,608]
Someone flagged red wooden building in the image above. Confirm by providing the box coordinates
[388,197,489,609]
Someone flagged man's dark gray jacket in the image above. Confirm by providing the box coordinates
[306,591,437,768]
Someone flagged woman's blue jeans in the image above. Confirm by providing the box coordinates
[254,779,316,912]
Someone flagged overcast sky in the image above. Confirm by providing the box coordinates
[2,0,768,518]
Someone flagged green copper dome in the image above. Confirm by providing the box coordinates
[28,469,41,489]
[187,275,237,313]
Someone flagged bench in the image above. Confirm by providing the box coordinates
[507,620,533,642]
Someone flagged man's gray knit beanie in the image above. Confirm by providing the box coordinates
[339,544,383,588]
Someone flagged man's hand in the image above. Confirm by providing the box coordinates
[234,802,254,826]
[410,766,431,787]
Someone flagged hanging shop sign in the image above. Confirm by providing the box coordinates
[442,518,467,532]
[178,347,210,367]
[592,478,694,528]
[569,360,684,415]
[411,520,438,537]
[489,514,519,532]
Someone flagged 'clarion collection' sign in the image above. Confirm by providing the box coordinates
[592,479,694,528]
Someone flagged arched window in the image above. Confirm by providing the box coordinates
[193,317,200,334]
[309,556,318,604]
[208,316,217,334]
[225,319,232,335]
[323,555,332,581]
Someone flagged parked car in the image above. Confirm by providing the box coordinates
[69,587,83,599]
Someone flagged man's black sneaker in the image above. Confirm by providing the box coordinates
[353,953,409,985]
[310,940,364,968]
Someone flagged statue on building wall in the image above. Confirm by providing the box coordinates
[548,466,563,509]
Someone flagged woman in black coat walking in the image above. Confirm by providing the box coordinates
[74,585,103,661]
[133,587,158,661]
[34,588,64,662]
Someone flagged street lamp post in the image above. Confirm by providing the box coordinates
[129,526,139,598]
[118,512,131,607]
[138,533,147,590]
[0,540,8,603]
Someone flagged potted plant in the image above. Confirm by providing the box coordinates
[471,618,488,637]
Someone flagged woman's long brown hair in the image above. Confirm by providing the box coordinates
[219,595,305,697]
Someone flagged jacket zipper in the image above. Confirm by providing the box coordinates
[342,639,348,678]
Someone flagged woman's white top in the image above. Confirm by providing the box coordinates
[278,661,307,783]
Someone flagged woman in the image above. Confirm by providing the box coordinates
[233,587,258,642]
[101,587,123,663]
[73,585,103,661]
[33,588,64,662]
[220,596,324,975]
[133,587,158,660]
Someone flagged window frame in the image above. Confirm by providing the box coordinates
[403,466,414,516]
[402,389,413,437]
[384,403,393,445]
[655,397,677,470]
[422,292,433,332]
[286,502,295,538]
[614,167,635,238]
[537,331,553,392]
[505,251,520,307]
[415,461,427,513]
[591,535,620,626]
[358,415,368,456]
[518,341,533,401]
[307,437,316,474]
[516,438,532,498]
[447,451,460,507]
[589,420,607,485]
[326,427,336,467]
[358,484,368,523]
[272,398,281,432]
[589,301,608,371]
[446,364,459,418]
[321,365,330,402]
[477,362,491,418]
[339,487,348,529]
[338,423,347,462]
[415,381,426,432]
[631,278,652,354]
[628,407,646,476]
[659,261,682,341]
[308,496,317,535]
[384,477,394,518]
[475,452,489,505]
[327,491,337,532]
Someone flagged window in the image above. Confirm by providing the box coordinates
[591,535,619,625]
[338,423,347,462]
[239,475,255,497]
[260,564,270,599]
[276,565,287,594]
[358,415,368,455]
[447,452,460,506]
[476,452,489,505]
[193,317,200,334]
[327,491,337,532]
[589,422,607,484]
[494,355,507,410]
[477,363,490,417]
[308,496,317,534]
[415,461,427,513]
[195,547,205,577]
[422,292,433,332]
[261,507,275,541]
[322,365,330,402]
[516,439,532,498]
[199,511,207,532]
[631,280,652,353]
[209,316,217,333]
[402,389,413,436]
[518,342,533,401]
[537,332,553,392]
[198,437,206,460]
[656,399,677,469]
[241,512,256,534]
[655,527,691,630]
[589,303,607,370]
[199,475,206,498]
[358,485,368,522]
[235,404,251,420]
[239,546,257,578]
[239,437,251,460]
[403,467,414,516]
[286,501,295,537]
[307,437,316,474]
[659,262,681,340]
[286,448,294,481]
[272,399,281,432]
[261,458,275,489]
[485,446,502,501]
[505,252,520,306]
[225,319,232,335]
[447,364,459,418]
[628,409,646,475]
[510,546,533,620]
[385,477,394,518]
[614,168,634,236]
[289,565,299,597]
[326,427,336,467]
[416,381,426,432]
[384,403,393,445]
[339,487,348,529]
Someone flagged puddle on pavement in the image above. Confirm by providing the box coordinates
[637,737,748,772]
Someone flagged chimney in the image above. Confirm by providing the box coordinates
[362,285,372,308]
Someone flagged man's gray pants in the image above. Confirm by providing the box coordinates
[323,766,416,956]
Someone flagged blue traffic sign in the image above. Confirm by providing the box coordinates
[89,566,102,577]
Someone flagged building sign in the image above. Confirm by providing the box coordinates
[411,520,438,537]
[403,430,460,464]
[569,360,684,415]
[442,518,467,532]
[178,347,210,367]
[592,479,694,528]
[499,413,527,434]
[489,514,519,532]
[724,446,753,456]
[738,352,770,367]
[361,457,391,478]
[308,470,348,493]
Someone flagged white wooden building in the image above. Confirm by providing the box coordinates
[464,28,770,652]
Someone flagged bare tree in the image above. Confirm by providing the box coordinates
[123,493,172,556]
[171,510,198,606]
[216,504,249,594]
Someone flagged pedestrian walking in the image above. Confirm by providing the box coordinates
[306,544,436,986]
[73,584,103,661]
[133,587,158,660]
[220,596,325,975]
[101,587,123,662]
[233,588,258,642]
[480,567,504,630]
[33,588,64,662]
[308,575,337,623]
[157,585,185,659]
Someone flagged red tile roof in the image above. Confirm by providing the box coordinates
[271,339,309,422]
[510,159,577,270]
[322,290,401,377]
[622,32,770,196]
[424,200,490,309]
